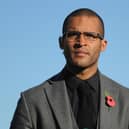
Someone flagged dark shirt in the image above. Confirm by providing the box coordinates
[65,70,100,129]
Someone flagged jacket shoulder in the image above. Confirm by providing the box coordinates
[22,70,65,98]
[22,81,50,98]
[100,73,129,96]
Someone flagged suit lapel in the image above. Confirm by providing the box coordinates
[45,80,78,129]
[98,74,119,129]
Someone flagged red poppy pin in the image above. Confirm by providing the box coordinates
[105,95,116,107]
[104,91,116,108]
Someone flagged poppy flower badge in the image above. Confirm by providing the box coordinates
[104,91,116,110]
[105,95,116,107]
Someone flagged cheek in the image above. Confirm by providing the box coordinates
[63,41,74,53]
[63,43,72,56]
[63,42,77,63]
[90,44,102,57]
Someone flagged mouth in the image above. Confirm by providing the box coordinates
[74,50,89,57]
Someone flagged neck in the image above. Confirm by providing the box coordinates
[66,64,98,80]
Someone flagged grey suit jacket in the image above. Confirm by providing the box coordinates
[10,71,129,129]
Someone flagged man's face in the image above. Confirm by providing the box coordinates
[60,16,107,70]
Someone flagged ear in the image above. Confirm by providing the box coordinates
[59,36,64,49]
[101,39,107,52]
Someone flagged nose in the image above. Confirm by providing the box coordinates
[77,34,88,46]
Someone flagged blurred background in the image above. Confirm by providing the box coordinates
[0,0,129,129]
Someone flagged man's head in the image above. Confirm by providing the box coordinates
[62,8,105,38]
[59,8,107,76]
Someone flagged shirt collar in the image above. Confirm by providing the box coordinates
[86,70,100,91]
[65,70,100,91]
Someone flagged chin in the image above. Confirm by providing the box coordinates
[72,60,89,68]
[68,61,88,70]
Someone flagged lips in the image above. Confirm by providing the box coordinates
[74,50,89,57]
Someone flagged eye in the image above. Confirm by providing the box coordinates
[67,31,79,38]
[84,32,97,39]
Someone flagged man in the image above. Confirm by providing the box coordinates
[10,8,129,129]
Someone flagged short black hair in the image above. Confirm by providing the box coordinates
[62,8,105,38]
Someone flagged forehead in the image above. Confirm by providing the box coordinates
[66,16,102,32]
